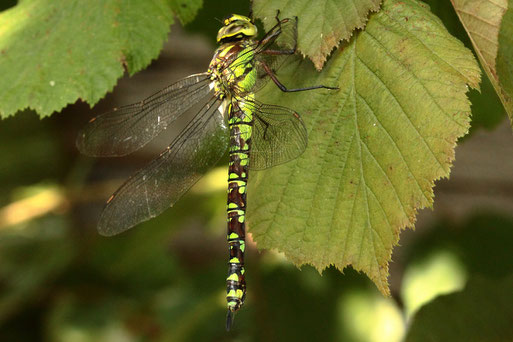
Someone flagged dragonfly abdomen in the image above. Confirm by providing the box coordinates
[226,99,253,323]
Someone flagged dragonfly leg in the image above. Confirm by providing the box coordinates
[257,23,291,50]
[261,61,338,92]
[257,11,298,52]
[259,47,295,56]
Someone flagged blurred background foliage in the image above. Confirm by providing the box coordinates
[1,0,513,341]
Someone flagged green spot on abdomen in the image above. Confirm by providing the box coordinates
[227,288,244,299]
[227,273,239,282]
[228,202,239,210]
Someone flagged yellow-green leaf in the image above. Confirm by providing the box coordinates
[253,0,382,70]
[497,1,513,119]
[249,0,480,295]
[451,0,513,123]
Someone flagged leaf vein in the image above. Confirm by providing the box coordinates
[455,9,501,28]
[355,54,445,171]
[356,92,430,204]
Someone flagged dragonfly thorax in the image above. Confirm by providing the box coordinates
[208,40,258,101]
[209,15,260,100]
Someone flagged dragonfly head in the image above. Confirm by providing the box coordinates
[217,14,257,44]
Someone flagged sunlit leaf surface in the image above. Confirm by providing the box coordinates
[423,0,506,133]
[451,0,513,122]
[249,0,480,294]
[253,0,382,69]
[497,1,513,120]
[0,0,202,117]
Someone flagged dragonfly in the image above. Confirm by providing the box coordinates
[77,13,337,330]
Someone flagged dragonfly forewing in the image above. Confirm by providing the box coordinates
[97,97,228,236]
[77,73,213,157]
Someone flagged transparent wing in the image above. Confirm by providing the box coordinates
[77,73,213,157]
[245,98,307,170]
[98,96,228,236]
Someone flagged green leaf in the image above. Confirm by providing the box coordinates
[252,0,382,70]
[405,275,513,342]
[497,1,513,118]
[0,0,185,118]
[450,0,513,123]
[248,0,480,295]
[422,0,506,133]
[167,0,203,25]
